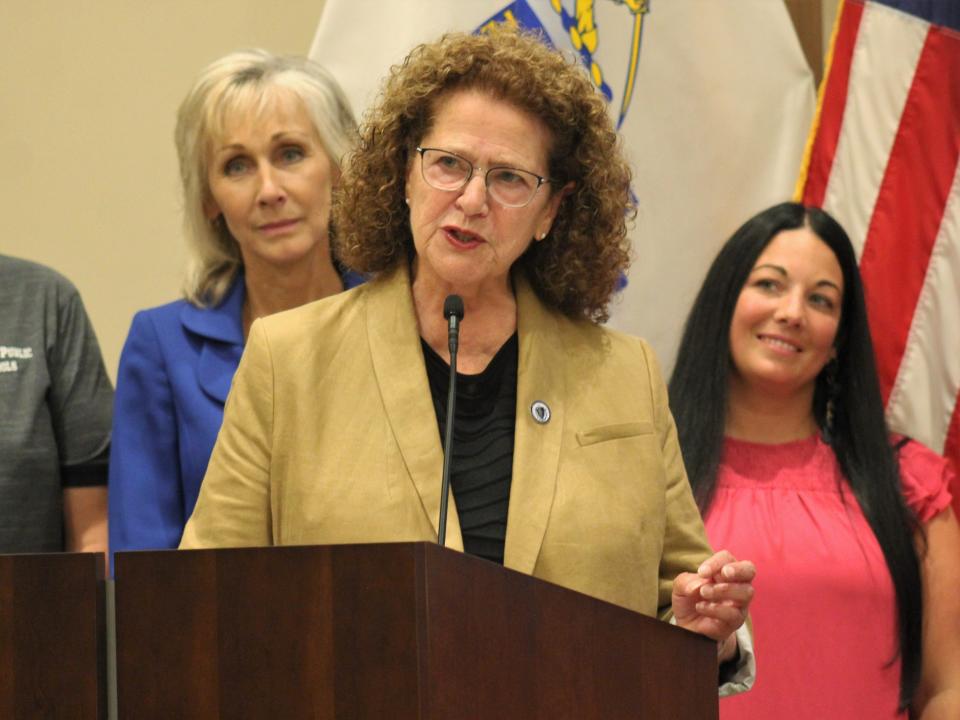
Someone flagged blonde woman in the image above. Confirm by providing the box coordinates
[109,50,361,554]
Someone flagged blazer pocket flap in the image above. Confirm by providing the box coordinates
[576,422,654,446]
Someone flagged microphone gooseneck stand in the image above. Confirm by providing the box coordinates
[437,294,464,547]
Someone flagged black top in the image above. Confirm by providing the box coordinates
[422,333,518,564]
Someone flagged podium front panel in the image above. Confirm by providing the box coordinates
[115,543,716,719]
[419,544,717,719]
[0,552,105,719]
[115,545,424,718]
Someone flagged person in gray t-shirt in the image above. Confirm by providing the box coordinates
[0,254,113,553]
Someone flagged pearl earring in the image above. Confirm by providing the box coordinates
[405,197,411,205]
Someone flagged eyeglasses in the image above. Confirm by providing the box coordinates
[415,147,552,208]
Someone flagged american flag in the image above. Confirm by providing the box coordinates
[797,0,960,516]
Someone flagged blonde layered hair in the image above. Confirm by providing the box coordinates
[175,49,357,306]
[334,27,633,323]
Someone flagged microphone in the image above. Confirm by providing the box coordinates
[438,295,464,546]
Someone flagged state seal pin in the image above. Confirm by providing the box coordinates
[530,400,551,424]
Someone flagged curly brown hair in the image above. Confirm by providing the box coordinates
[333,26,633,323]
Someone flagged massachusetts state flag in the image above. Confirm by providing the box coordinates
[796,0,960,513]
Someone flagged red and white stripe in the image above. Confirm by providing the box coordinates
[798,0,960,512]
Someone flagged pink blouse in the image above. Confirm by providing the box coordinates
[705,435,953,719]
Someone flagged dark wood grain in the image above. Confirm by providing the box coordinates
[114,543,716,719]
[420,544,716,719]
[0,552,105,719]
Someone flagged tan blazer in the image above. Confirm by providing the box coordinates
[180,265,712,620]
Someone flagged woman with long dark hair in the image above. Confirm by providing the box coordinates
[669,202,960,718]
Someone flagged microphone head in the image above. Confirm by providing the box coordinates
[443,294,464,320]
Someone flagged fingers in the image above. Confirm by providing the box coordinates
[698,551,756,584]
[699,580,754,606]
[720,561,757,583]
[673,570,755,607]
[672,571,708,598]
[697,549,737,577]
[693,599,748,632]
[674,552,756,642]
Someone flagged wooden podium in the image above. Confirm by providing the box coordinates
[0,552,106,719]
[114,542,717,719]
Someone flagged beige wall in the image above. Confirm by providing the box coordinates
[0,1,326,381]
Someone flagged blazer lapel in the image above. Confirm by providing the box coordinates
[365,266,464,551]
[181,278,246,404]
[195,342,244,403]
[504,272,565,574]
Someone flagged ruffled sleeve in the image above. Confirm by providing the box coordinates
[896,438,955,523]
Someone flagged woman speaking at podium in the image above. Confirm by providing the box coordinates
[180,27,756,690]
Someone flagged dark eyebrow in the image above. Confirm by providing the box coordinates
[751,264,841,292]
[751,263,787,276]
